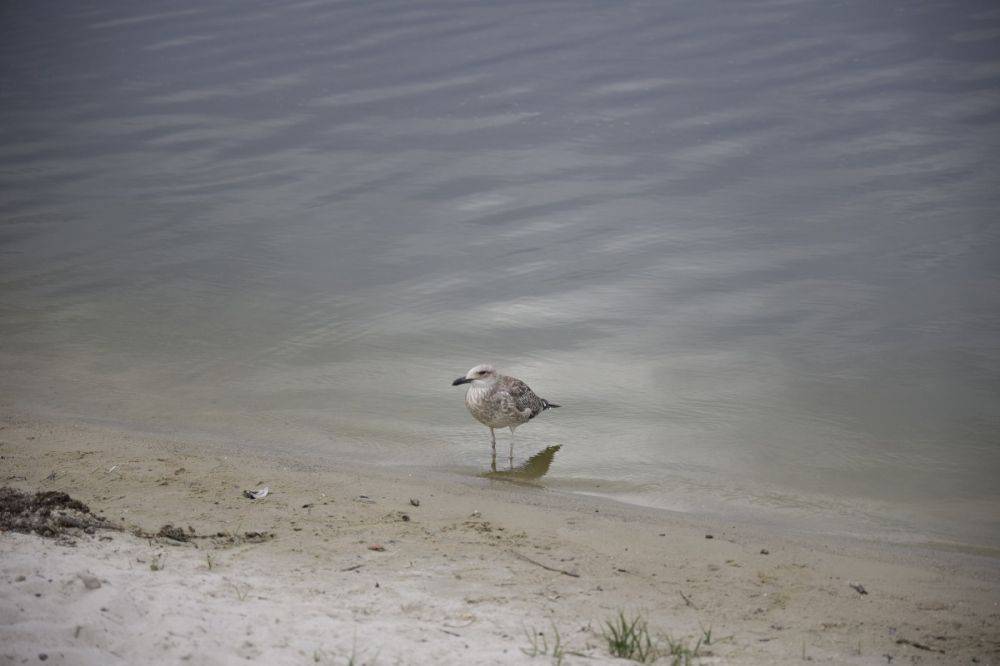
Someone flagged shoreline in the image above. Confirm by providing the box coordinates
[2,412,999,664]
[10,402,1000,558]
[0,374,1000,557]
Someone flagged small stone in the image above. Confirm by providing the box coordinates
[367,544,385,552]
[705,534,714,539]
[79,574,102,590]
[15,575,25,582]
[38,655,48,662]
[760,548,770,555]
[409,498,420,507]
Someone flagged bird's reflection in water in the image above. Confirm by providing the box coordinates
[483,445,561,483]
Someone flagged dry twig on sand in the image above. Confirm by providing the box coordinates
[509,549,580,577]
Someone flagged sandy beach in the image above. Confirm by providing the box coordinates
[1,413,997,665]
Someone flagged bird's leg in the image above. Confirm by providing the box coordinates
[490,428,496,456]
[508,426,516,466]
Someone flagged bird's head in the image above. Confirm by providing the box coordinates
[452,364,498,387]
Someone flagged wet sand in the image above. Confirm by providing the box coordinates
[1,413,998,664]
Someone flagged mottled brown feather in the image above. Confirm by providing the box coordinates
[463,373,556,429]
[502,377,546,419]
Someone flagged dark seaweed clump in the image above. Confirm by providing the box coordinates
[0,487,115,537]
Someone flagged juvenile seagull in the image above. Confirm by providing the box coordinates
[451,364,560,462]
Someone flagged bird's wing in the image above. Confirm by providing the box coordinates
[502,377,545,418]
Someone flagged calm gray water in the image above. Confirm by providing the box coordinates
[2,1,999,546]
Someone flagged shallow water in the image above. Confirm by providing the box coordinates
[2,1,999,546]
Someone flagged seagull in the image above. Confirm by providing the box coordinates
[451,364,560,463]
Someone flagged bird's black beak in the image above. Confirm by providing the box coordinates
[452,376,472,386]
